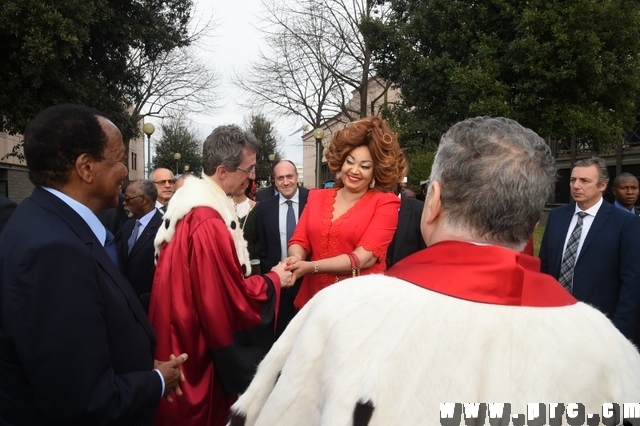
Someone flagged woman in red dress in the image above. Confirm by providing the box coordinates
[286,116,407,309]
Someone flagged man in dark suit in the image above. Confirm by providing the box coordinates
[256,164,278,201]
[98,191,132,235]
[540,156,640,339]
[611,172,639,216]
[118,179,163,313]
[0,104,187,425]
[150,167,175,212]
[386,189,427,268]
[256,184,277,202]
[0,194,16,234]
[256,160,308,337]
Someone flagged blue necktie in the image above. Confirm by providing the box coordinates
[285,200,295,243]
[104,229,120,270]
[127,220,141,254]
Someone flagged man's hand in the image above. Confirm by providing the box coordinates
[156,353,188,402]
[271,261,294,288]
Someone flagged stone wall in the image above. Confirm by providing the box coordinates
[0,166,33,202]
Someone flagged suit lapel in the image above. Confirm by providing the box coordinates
[551,204,575,271]
[268,198,282,259]
[578,201,611,260]
[299,187,309,212]
[129,211,162,257]
[31,188,155,342]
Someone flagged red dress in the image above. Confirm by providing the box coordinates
[290,188,400,309]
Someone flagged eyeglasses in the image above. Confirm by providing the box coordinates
[236,166,256,176]
[153,179,175,185]
[123,195,145,203]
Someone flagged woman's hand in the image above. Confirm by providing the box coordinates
[283,255,302,269]
[287,259,315,282]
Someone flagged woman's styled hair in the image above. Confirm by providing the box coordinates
[325,116,407,192]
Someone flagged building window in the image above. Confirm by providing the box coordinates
[131,152,137,171]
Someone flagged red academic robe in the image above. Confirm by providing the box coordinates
[149,206,281,426]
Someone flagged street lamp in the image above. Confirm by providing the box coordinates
[184,164,190,174]
[313,127,325,188]
[143,122,155,178]
[266,154,276,188]
[173,152,181,175]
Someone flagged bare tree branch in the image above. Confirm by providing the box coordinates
[235,0,390,128]
[127,12,220,122]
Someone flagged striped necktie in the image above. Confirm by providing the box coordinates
[558,211,588,293]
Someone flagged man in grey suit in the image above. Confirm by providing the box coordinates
[256,160,308,337]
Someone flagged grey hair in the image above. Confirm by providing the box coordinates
[429,116,556,249]
[202,125,260,176]
[149,168,174,181]
[137,179,158,203]
[574,156,609,185]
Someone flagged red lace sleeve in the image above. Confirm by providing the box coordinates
[357,192,401,260]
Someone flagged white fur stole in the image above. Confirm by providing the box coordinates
[154,174,251,276]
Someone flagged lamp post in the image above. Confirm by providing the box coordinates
[184,165,190,174]
[266,154,276,188]
[173,152,181,175]
[313,127,325,188]
[143,122,155,178]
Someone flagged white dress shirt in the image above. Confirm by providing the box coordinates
[561,197,603,264]
[279,189,300,260]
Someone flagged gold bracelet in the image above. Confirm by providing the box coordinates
[312,261,319,274]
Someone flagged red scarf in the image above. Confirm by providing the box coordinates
[386,241,576,307]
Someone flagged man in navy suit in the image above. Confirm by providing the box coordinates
[118,179,164,313]
[611,172,639,216]
[256,160,309,337]
[0,104,187,425]
[386,187,427,268]
[540,156,640,339]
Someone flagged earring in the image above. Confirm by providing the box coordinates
[369,178,376,189]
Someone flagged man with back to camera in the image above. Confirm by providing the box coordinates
[150,167,175,212]
[230,117,640,425]
[611,172,640,215]
[386,179,426,268]
[255,160,309,337]
[117,179,164,313]
[0,104,187,425]
[149,124,293,426]
[540,157,640,339]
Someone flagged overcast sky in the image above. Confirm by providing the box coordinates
[146,0,305,166]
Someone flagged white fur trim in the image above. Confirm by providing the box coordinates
[232,275,640,425]
[154,175,251,276]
